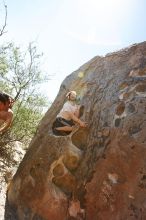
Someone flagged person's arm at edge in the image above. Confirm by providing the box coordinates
[0,112,13,133]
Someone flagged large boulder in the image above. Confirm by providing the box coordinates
[7,41,146,219]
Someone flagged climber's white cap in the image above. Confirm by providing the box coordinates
[66,91,77,99]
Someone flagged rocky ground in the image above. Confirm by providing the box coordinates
[0,169,7,220]
[0,142,25,220]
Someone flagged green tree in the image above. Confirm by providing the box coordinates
[0,42,49,145]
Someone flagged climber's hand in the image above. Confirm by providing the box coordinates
[79,121,87,128]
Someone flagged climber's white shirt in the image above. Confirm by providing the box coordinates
[57,101,78,120]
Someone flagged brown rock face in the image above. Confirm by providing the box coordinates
[86,130,146,220]
[7,41,146,220]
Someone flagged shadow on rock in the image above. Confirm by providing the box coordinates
[4,194,18,220]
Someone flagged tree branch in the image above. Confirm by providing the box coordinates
[0,4,7,37]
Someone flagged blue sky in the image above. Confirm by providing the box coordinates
[0,0,146,101]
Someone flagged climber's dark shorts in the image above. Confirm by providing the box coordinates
[52,117,75,136]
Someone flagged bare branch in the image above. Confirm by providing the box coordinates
[0,4,7,37]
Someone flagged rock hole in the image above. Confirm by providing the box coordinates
[129,126,141,135]
[102,154,106,159]
[119,82,128,90]
[115,102,125,116]
[138,67,146,76]
[141,175,146,181]
[123,92,131,100]
[63,154,79,171]
[52,174,77,195]
[138,183,145,189]
[131,145,135,149]
[53,164,64,176]
[136,83,146,92]
[30,163,41,178]
[127,103,135,113]
[30,167,36,177]
[71,128,88,150]
[115,118,121,127]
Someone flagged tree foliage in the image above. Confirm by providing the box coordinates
[0,42,49,145]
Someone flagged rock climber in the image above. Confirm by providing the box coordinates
[52,90,87,136]
[0,92,14,134]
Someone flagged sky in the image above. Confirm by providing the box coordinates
[0,0,146,101]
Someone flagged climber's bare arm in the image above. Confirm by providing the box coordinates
[67,111,87,128]
[0,111,13,133]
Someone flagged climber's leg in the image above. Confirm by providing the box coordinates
[52,117,75,135]
[55,126,73,132]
